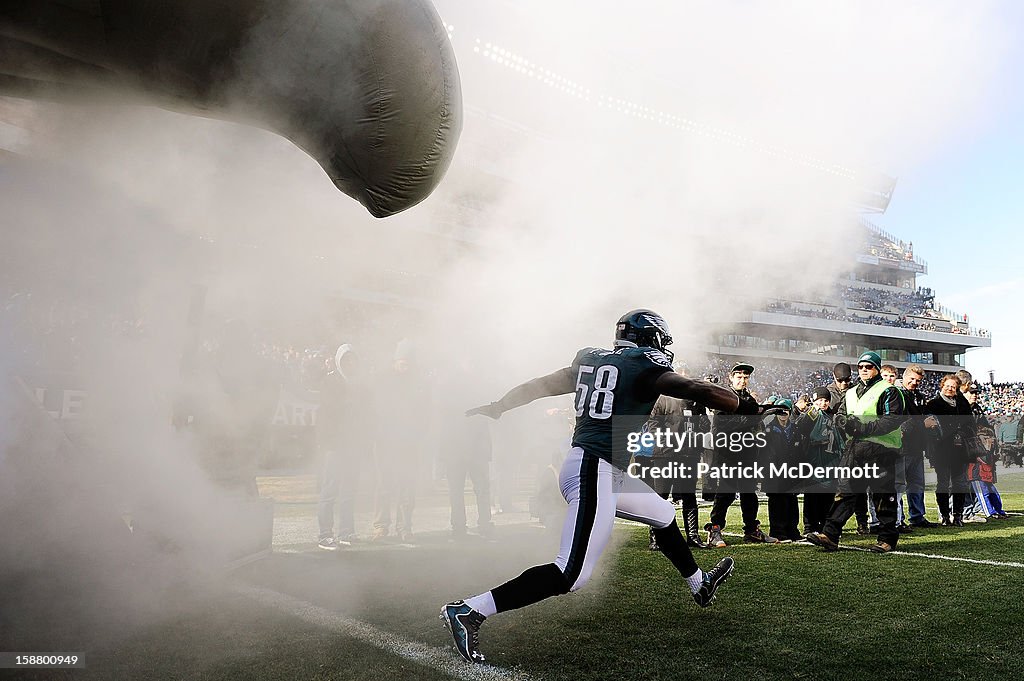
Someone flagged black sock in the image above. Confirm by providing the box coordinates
[490,563,570,614]
[652,519,699,577]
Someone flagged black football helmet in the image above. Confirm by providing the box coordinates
[614,309,673,361]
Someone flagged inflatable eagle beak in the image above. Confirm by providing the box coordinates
[0,0,462,218]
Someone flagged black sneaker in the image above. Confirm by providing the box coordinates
[910,519,938,528]
[440,601,487,664]
[856,522,869,535]
[692,557,735,608]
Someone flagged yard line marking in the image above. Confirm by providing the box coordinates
[233,584,536,681]
[843,546,1024,568]
[719,530,1024,569]
[614,520,1024,569]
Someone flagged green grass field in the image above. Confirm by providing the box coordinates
[10,488,1024,680]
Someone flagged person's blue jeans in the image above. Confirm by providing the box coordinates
[904,453,927,524]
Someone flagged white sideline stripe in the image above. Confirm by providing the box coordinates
[713,531,1024,569]
[233,584,536,681]
[845,546,1024,568]
[615,519,1024,569]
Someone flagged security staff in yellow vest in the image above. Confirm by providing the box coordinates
[805,351,906,553]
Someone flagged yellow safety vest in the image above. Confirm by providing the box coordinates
[845,380,903,450]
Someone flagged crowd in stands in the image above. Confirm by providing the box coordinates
[765,299,951,332]
[866,240,916,263]
[760,267,993,338]
[841,286,933,315]
[978,382,1024,420]
[861,223,917,263]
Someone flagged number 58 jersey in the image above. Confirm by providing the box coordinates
[570,346,674,470]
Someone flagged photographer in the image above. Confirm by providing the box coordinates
[795,387,844,534]
[806,352,906,554]
[826,362,869,535]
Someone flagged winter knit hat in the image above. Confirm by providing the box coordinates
[857,351,882,372]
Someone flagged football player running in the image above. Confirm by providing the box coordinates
[440,309,769,664]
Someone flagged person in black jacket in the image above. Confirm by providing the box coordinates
[826,363,852,414]
[647,368,711,549]
[925,374,972,526]
[899,365,940,528]
[795,387,844,534]
[826,362,870,535]
[706,363,778,547]
[764,400,802,542]
[806,352,906,553]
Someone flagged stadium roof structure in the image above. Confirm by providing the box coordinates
[703,221,990,375]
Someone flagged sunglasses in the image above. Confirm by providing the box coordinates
[857,364,875,370]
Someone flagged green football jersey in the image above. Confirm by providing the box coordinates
[570,346,673,469]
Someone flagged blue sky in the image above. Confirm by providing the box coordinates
[879,12,1023,382]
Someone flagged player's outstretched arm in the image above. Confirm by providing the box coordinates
[466,367,575,419]
[652,371,760,415]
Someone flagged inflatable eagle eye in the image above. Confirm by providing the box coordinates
[0,0,462,218]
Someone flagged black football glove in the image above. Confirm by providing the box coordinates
[844,416,864,437]
[466,402,503,419]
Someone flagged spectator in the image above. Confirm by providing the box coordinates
[316,344,372,550]
[796,387,844,534]
[806,352,905,554]
[646,366,711,549]
[440,359,494,541]
[764,400,802,542]
[705,362,778,547]
[925,375,972,526]
[899,365,940,528]
[371,339,430,543]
